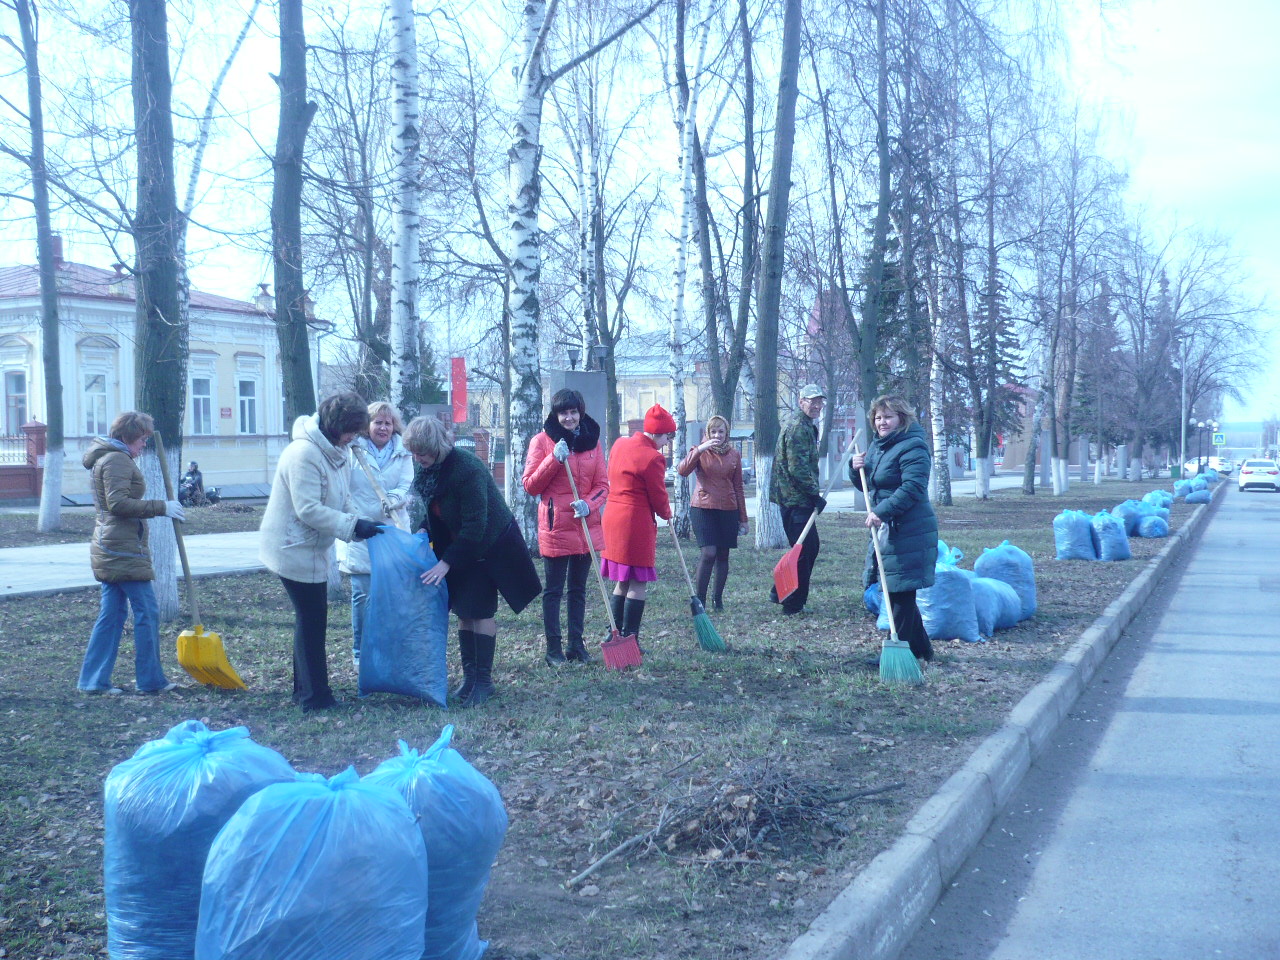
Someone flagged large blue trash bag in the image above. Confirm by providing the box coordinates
[363,527,450,706]
[1110,500,1150,536]
[918,544,981,642]
[1137,515,1169,538]
[104,721,296,960]
[1190,476,1208,492]
[981,577,1021,630]
[195,768,429,960]
[864,582,883,616]
[365,728,509,960]
[1186,489,1212,504]
[1155,506,1170,523]
[1204,468,1220,483]
[968,575,1001,637]
[1053,510,1097,560]
[1173,479,1191,499]
[1092,510,1131,561]
[974,541,1037,621]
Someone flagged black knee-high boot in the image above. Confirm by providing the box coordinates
[453,629,476,702]
[607,592,627,637]
[622,598,646,642]
[463,632,497,707]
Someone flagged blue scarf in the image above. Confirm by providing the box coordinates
[359,435,398,471]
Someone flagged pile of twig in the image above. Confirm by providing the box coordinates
[567,757,900,887]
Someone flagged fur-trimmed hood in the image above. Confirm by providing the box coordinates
[542,411,601,453]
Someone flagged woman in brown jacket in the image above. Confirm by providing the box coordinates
[676,415,748,610]
[77,411,186,694]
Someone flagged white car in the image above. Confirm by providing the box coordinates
[1237,459,1280,492]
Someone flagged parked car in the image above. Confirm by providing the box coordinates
[1237,459,1280,492]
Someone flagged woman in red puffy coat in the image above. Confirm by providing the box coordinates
[522,389,609,665]
[601,404,676,645]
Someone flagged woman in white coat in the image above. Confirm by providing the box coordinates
[339,401,415,665]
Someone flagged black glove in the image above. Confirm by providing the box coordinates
[813,495,828,514]
[353,518,384,540]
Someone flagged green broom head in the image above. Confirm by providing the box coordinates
[690,597,727,653]
[879,637,924,685]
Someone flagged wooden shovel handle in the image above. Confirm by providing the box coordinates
[564,459,621,634]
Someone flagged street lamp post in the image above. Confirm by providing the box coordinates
[1178,338,1188,480]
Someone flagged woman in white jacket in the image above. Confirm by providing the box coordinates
[339,401,415,665]
[259,393,384,712]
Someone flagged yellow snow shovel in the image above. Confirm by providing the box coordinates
[155,435,247,690]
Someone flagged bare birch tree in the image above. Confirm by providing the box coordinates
[388,0,421,416]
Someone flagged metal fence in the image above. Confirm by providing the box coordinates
[0,434,31,466]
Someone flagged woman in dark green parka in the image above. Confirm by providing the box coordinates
[849,395,938,661]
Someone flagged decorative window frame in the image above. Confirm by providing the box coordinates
[235,353,264,436]
[75,335,119,439]
[188,351,218,436]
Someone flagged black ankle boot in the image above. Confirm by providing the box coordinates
[622,598,646,652]
[545,635,566,666]
[453,630,477,702]
[463,633,496,708]
[565,635,592,663]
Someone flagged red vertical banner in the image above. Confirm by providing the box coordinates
[451,357,467,423]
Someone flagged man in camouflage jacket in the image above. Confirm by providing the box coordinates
[769,384,826,614]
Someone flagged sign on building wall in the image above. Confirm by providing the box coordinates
[221,407,232,419]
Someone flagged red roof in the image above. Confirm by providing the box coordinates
[0,261,261,316]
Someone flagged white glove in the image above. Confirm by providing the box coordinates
[571,499,589,519]
[164,500,186,523]
[553,439,571,463]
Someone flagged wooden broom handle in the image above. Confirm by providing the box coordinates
[668,521,698,597]
[564,458,621,634]
[857,455,900,642]
[153,434,201,625]
[351,445,393,515]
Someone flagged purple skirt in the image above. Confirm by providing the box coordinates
[600,558,657,583]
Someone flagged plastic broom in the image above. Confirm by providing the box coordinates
[667,522,728,652]
[856,456,924,686]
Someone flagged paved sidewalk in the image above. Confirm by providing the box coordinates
[0,530,261,599]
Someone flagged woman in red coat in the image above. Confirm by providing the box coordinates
[522,389,609,665]
[601,404,676,644]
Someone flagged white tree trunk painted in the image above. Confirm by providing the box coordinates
[753,454,788,550]
[973,454,992,499]
[37,450,63,532]
[669,3,711,530]
[140,449,181,622]
[573,88,594,354]
[506,0,551,542]
[389,0,422,417]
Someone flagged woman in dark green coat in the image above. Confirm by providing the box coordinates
[849,395,938,661]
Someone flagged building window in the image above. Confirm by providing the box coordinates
[84,373,108,435]
[4,371,26,434]
[191,377,213,435]
[238,379,258,434]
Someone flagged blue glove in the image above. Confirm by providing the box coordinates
[571,499,589,519]
[553,439,571,463]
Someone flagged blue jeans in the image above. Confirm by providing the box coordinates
[350,574,370,660]
[78,580,167,692]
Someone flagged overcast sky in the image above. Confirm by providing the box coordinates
[1071,0,1280,422]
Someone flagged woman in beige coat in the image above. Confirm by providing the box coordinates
[77,411,185,694]
[259,393,384,711]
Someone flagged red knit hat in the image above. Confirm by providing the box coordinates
[644,404,677,435]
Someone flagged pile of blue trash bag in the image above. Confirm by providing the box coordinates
[917,543,980,643]
[1091,510,1131,561]
[365,727,510,960]
[363,528,450,706]
[103,721,296,960]
[1053,509,1098,560]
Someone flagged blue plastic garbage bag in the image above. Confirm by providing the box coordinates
[1053,510,1097,560]
[864,582,882,616]
[1111,500,1150,536]
[1092,510,1131,561]
[1191,476,1208,492]
[1204,468,1220,483]
[104,721,296,960]
[365,728,509,960]
[982,577,1021,630]
[195,768,429,960]
[363,527,450,706]
[968,575,1001,637]
[1186,489,1212,504]
[1137,515,1169,538]
[1155,507,1170,523]
[918,544,980,642]
[974,541,1037,621]
[1173,480,1191,499]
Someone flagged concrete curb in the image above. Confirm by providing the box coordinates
[779,482,1227,960]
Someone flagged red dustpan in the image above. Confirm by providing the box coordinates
[564,462,641,670]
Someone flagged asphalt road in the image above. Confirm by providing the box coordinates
[898,485,1280,960]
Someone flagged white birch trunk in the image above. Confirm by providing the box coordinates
[389,0,422,416]
[574,88,594,354]
[37,449,63,532]
[669,4,710,530]
[506,0,550,542]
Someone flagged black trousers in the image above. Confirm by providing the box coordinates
[280,577,334,709]
[542,553,590,642]
[780,505,820,612]
[886,588,933,661]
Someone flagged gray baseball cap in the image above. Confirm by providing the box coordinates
[799,383,826,400]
